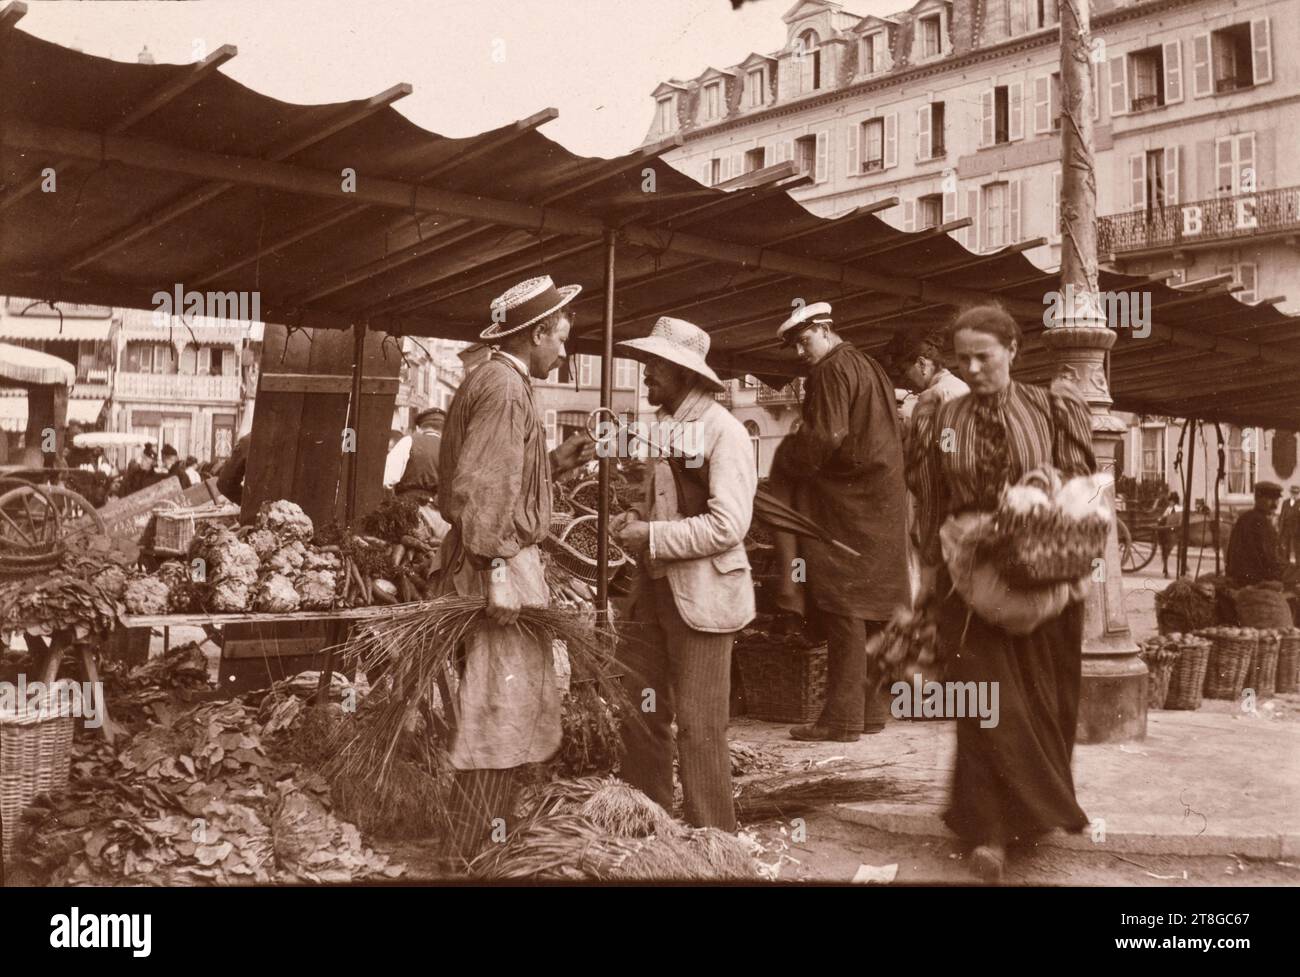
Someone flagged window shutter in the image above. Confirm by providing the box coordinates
[1196,139,1214,198]
[1215,136,1234,194]
[1009,180,1022,243]
[845,123,859,176]
[1009,0,1028,36]
[702,161,712,186]
[1191,33,1211,97]
[1130,154,1147,211]
[1109,55,1128,115]
[884,113,898,168]
[1255,128,1274,190]
[1009,81,1024,140]
[966,187,980,250]
[1163,146,1180,206]
[720,155,732,182]
[1240,263,1257,302]
[545,409,558,448]
[917,105,931,160]
[1238,132,1255,191]
[1163,40,1183,104]
[1091,62,1101,120]
[942,189,956,223]
[784,139,795,162]
[980,90,994,147]
[1251,19,1272,85]
[903,200,915,231]
[764,144,773,167]
[815,130,829,183]
[1050,170,1062,242]
[1033,76,1051,133]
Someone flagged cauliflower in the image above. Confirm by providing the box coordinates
[91,564,129,600]
[246,528,279,560]
[296,569,337,610]
[210,579,252,612]
[125,576,170,615]
[264,540,308,575]
[191,526,260,586]
[156,560,191,591]
[303,547,341,572]
[257,500,315,544]
[255,573,301,613]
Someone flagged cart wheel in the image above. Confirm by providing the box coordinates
[39,484,105,543]
[1118,522,1156,573]
[0,481,63,570]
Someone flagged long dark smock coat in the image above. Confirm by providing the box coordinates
[917,380,1096,845]
[771,342,910,621]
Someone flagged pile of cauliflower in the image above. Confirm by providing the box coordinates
[250,501,339,612]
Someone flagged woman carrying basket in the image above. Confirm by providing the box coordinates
[912,304,1096,883]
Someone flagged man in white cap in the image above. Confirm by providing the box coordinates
[770,301,910,742]
[436,275,595,865]
[611,317,756,831]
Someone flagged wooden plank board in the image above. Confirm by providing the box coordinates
[119,605,402,627]
[90,478,187,540]
[292,391,349,527]
[222,619,339,660]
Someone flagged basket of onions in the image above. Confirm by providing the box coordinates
[987,468,1112,587]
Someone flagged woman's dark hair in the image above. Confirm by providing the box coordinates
[948,303,1022,349]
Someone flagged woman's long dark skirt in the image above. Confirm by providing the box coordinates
[936,569,1090,846]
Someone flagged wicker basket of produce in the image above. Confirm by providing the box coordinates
[1163,633,1211,710]
[1200,626,1258,700]
[543,515,628,585]
[1155,578,1217,635]
[152,501,241,555]
[568,480,603,517]
[1249,630,1280,699]
[733,632,828,724]
[988,471,1111,587]
[1,682,78,858]
[1276,628,1300,694]
[1138,636,1182,710]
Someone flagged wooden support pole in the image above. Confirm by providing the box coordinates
[596,230,616,619]
[345,320,367,527]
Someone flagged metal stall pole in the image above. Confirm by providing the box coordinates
[1179,419,1197,579]
[595,229,616,621]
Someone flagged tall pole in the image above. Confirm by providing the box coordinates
[595,229,616,621]
[345,320,367,527]
[1042,0,1147,742]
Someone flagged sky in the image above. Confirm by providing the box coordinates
[16,0,901,158]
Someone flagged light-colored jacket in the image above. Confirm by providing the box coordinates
[640,387,756,633]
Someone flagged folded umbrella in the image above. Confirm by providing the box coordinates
[753,488,861,559]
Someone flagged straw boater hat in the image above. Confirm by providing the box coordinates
[776,300,834,347]
[480,275,582,341]
[616,317,725,393]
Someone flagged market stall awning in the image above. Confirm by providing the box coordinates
[1,8,1298,430]
[0,317,113,342]
[66,397,105,424]
[0,341,75,386]
[0,391,24,432]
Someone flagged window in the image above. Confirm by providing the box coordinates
[797,30,822,93]
[1194,21,1271,96]
[127,343,175,374]
[703,82,721,121]
[578,354,596,388]
[1128,47,1165,111]
[994,86,1010,144]
[1140,425,1166,481]
[1034,0,1059,29]
[656,96,674,133]
[1212,24,1253,92]
[1215,132,1255,196]
[920,15,942,58]
[544,410,558,450]
[1218,263,1258,303]
[917,101,944,159]
[917,193,944,230]
[862,31,886,75]
[795,134,817,175]
[1226,426,1257,494]
[983,182,1007,250]
[614,357,639,390]
[710,158,722,186]
[1034,73,1064,133]
[747,68,766,108]
[744,420,761,473]
[744,147,765,173]
[861,119,884,171]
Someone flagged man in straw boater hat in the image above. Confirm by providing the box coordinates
[769,302,909,742]
[436,275,595,865]
[610,317,756,831]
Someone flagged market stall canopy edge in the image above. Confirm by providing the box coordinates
[1,9,1297,431]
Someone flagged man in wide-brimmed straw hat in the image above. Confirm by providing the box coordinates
[770,301,909,743]
[611,316,756,832]
[436,275,596,865]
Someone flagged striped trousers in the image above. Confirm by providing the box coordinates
[618,576,736,832]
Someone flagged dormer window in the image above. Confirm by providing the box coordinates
[703,82,722,121]
[796,29,822,93]
[747,68,767,107]
[656,96,675,133]
[862,31,887,74]
[920,15,942,58]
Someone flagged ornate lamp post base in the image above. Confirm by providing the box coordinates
[1042,323,1148,744]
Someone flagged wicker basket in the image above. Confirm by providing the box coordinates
[992,513,1109,587]
[567,480,601,517]
[1,685,78,858]
[541,515,628,585]
[1138,648,1178,710]
[1164,638,1211,710]
[1202,629,1258,700]
[1249,631,1280,699]
[734,638,828,724]
[1276,630,1300,694]
[152,502,241,555]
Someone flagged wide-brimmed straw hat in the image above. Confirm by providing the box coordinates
[777,300,834,347]
[616,317,725,393]
[481,275,582,341]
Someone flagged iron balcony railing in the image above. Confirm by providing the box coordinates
[757,378,803,405]
[1097,185,1300,255]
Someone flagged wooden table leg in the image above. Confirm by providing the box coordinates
[314,618,344,706]
[78,644,116,746]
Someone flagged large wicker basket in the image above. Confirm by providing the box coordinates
[1202,628,1257,700]
[1138,644,1179,710]
[1164,636,1211,710]
[1249,631,1280,699]
[1,685,78,858]
[991,512,1109,587]
[1276,629,1300,694]
[152,501,241,555]
[542,515,628,585]
[734,637,828,724]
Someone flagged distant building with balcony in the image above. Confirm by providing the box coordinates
[392,337,466,434]
[715,375,805,476]
[643,0,1297,321]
